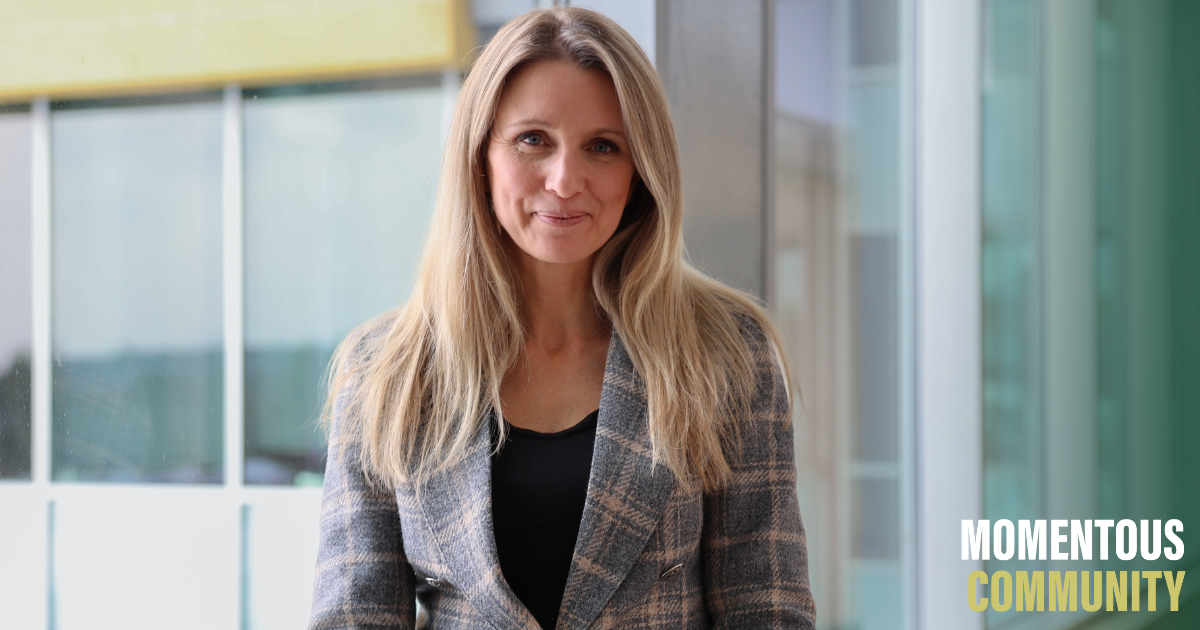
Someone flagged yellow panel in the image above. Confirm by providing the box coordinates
[0,0,475,100]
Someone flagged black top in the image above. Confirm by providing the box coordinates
[490,409,599,630]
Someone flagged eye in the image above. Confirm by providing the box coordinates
[517,132,544,146]
[592,140,619,154]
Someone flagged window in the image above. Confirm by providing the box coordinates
[242,79,447,485]
[51,95,225,483]
[0,107,32,480]
[775,0,914,627]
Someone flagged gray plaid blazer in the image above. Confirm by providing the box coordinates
[309,316,816,629]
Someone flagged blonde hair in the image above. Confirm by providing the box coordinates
[323,7,791,493]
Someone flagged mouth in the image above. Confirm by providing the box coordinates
[534,211,587,227]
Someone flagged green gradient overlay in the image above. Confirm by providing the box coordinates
[983,0,1199,626]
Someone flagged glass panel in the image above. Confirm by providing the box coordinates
[775,0,912,628]
[1165,12,1200,620]
[980,0,1044,579]
[51,96,224,483]
[0,108,32,480]
[243,81,445,485]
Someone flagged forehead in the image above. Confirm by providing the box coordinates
[494,59,625,129]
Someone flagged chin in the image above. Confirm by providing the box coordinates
[532,251,596,265]
[527,241,604,266]
[505,229,611,267]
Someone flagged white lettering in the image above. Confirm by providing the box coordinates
[994,520,1015,560]
[1020,520,1046,560]
[1096,520,1115,560]
[1071,519,1092,560]
[963,520,990,560]
[1165,520,1185,561]
[1142,520,1162,561]
[1117,519,1138,561]
[1051,520,1069,560]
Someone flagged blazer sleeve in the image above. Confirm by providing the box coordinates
[309,364,417,630]
[701,320,816,629]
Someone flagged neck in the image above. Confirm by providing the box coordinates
[508,245,608,352]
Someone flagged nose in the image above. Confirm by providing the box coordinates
[544,148,586,198]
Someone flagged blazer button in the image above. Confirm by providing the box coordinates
[425,577,452,589]
[659,563,684,581]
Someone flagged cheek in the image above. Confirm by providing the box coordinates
[597,166,636,212]
[488,151,539,203]
[487,152,528,229]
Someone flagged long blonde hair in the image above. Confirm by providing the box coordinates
[324,7,791,493]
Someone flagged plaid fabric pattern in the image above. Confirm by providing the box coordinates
[309,316,816,629]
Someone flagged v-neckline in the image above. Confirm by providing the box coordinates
[413,329,678,630]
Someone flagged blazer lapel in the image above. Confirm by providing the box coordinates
[417,412,538,629]
[556,329,679,630]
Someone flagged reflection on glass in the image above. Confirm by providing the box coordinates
[243,80,445,485]
[981,0,1044,537]
[51,96,224,483]
[980,4,1046,621]
[0,109,32,480]
[775,0,910,628]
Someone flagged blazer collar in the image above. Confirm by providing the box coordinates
[556,329,679,629]
[417,329,677,630]
[416,409,533,629]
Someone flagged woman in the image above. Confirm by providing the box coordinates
[310,7,814,630]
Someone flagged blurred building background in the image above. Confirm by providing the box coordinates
[0,1,1196,629]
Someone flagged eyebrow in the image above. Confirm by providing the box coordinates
[505,118,626,138]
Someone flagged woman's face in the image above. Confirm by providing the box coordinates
[486,59,635,268]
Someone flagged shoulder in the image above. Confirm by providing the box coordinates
[687,278,791,402]
[326,308,403,425]
[721,302,792,416]
[338,308,404,372]
[688,274,778,357]
[730,307,771,350]
[718,295,788,384]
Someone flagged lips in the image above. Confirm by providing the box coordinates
[534,211,587,227]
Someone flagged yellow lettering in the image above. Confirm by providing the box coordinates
[969,571,989,612]
[1132,571,1140,611]
[992,571,1013,612]
[1106,571,1127,611]
[1143,571,1162,612]
[1165,571,1186,612]
[1017,571,1044,611]
[1050,571,1077,611]
[1082,571,1103,612]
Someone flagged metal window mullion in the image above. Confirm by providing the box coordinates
[31,97,52,489]
[761,0,776,311]
[440,68,461,149]
[913,0,984,629]
[29,96,54,630]
[222,84,244,490]
[898,0,920,629]
[222,83,248,630]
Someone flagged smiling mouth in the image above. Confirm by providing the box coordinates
[535,211,587,226]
